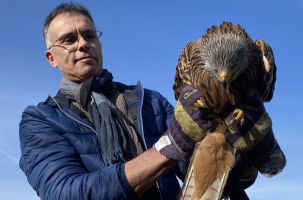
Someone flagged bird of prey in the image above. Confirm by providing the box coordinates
[174,22,277,200]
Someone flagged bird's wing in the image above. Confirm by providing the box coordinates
[173,41,198,100]
[255,39,277,102]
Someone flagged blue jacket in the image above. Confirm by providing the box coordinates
[19,82,182,200]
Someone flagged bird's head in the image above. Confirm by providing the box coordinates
[207,23,260,86]
[189,22,263,109]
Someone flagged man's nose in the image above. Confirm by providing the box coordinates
[76,34,90,51]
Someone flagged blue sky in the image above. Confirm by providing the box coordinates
[0,0,302,199]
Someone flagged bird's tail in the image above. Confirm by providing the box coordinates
[192,131,235,199]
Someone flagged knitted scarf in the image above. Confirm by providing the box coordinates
[60,69,139,165]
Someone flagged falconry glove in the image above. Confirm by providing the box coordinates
[154,85,217,161]
[223,94,286,177]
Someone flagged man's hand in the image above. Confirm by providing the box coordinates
[223,94,286,177]
[154,85,217,161]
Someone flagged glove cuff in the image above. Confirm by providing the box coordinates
[154,127,195,161]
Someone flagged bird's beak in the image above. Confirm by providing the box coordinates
[218,69,228,82]
[218,69,230,91]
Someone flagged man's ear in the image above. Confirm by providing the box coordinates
[45,50,58,68]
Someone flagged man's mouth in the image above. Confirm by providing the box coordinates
[77,56,96,62]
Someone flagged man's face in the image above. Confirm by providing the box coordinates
[45,12,102,83]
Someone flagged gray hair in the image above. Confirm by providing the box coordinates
[43,2,94,47]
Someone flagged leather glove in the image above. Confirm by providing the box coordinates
[223,94,286,177]
[154,85,217,161]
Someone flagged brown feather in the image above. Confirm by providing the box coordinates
[193,125,235,199]
[255,39,277,102]
[173,41,200,100]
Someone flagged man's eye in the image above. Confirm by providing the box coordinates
[60,35,78,45]
[83,32,97,40]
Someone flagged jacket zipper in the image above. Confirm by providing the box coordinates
[136,81,163,200]
[51,96,98,135]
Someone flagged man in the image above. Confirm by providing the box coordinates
[20,3,286,200]
[19,3,216,199]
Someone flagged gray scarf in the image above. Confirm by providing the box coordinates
[60,69,140,165]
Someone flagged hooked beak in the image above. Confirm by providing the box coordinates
[217,69,231,93]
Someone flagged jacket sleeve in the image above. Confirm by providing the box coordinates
[155,92,189,180]
[19,106,137,200]
[155,92,174,128]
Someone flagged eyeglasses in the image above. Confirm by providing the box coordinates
[47,30,103,50]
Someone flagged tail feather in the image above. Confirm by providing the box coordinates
[193,132,235,199]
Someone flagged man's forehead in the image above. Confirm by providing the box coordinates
[47,12,95,38]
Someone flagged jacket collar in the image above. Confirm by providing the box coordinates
[45,81,145,143]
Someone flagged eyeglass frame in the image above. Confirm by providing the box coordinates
[47,30,103,50]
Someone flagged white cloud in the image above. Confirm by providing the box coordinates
[0,150,18,164]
